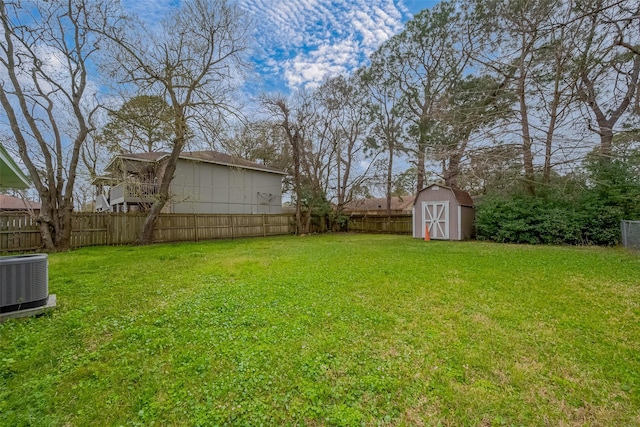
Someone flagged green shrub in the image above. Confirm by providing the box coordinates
[475,194,581,245]
[475,159,640,246]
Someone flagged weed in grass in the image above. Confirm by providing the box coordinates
[1,235,639,425]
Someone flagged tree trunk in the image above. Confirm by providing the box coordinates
[517,64,536,196]
[581,56,640,162]
[138,112,186,244]
[543,118,555,183]
[416,116,429,193]
[138,151,181,244]
[416,149,426,193]
[599,127,614,159]
[37,202,57,251]
[444,152,463,188]
[386,147,394,215]
[304,211,312,234]
[340,148,353,209]
[292,131,303,235]
[443,130,471,188]
[543,28,566,184]
[137,196,163,245]
[520,111,536,195]
[0,0,95,252]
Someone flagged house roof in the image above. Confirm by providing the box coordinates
[104,150,287,175]
[181,151,287,175]
[0,194,41,210]
[103,152,164,173]
[91,175,121,186]
[343,195,416,212]
[416,184,474,207]
[0,144,30,190]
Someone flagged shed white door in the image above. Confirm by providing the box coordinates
[423,201,449,239]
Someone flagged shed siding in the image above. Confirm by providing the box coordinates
[414,186,459,240]
[411,205,420,237]
[170,159,282,214]
[413,185,474,241]
[460,206,475,239]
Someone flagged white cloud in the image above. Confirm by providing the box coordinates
[122,0,178,28]
[237,0,414,89]
[119,0,419,90]
[283,39,361,89]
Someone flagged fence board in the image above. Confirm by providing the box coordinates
[621,220,640,250]
[0,214,42,252]
[347,214,412,235]
[0,212,296,253]
[1,212,411,253]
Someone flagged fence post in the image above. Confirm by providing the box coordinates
[193,214,199,242]
[263,214,267,237]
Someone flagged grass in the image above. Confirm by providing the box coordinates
[1,234,639,426]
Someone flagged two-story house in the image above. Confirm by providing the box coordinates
[93,151,287,214]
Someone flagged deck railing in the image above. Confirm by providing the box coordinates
[110,182,159,202]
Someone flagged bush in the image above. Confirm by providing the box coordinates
[476,194,582,245]
[476,160,640,246]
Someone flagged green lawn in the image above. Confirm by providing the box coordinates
[1,234,639,426]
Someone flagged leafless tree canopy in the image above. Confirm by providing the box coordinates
[96,0,249,244]
[1,0,639,249]
[0,0,114,250]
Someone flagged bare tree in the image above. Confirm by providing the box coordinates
[370,1,473,193]
[435,74,513,187]
[358,65,406,214]
[98,95,175,154]
[575,0,640,161]
[611,3,640,56]
[316,75,376,212]
[0,0,111,251]
[467,0,608,192]
[98,0,248,244]
[263,93,313,234]
[220,120,291,171]
[471,0,567,194]
[300,100,337,232]
[536,18,577,183]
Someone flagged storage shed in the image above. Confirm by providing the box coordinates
[412,184,474,240]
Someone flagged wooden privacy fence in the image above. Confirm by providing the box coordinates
[0,215,41,252]
[1,213,295,253]
[347,214,412,235]
[1,212,412,253]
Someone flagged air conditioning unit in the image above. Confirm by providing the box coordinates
[0,254,48,313]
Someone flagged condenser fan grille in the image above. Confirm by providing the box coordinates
[0,254,49,313]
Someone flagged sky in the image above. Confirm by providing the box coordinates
[123,0,438,92]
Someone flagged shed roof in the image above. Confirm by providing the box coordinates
[104,150,287,175]
[416,184,474,207]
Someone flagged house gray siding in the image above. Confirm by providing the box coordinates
[170,159,283,214]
